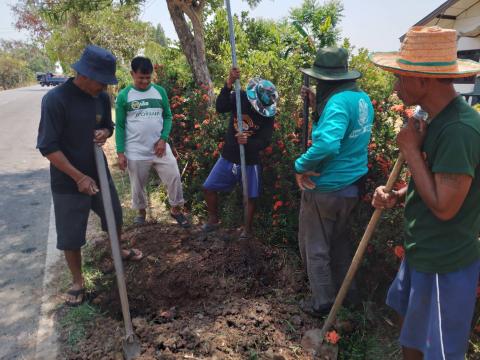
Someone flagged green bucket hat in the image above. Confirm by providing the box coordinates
[300,47,361,81]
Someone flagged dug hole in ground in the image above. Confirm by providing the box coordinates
[54,139,402,360]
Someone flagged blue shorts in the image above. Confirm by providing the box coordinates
[387,259,480,359]
[203,157,261,198]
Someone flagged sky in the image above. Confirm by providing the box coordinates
[0,0,447,51]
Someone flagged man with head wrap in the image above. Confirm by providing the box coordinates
[295,47,374,317]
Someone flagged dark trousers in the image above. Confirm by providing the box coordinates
[298,191,358,308]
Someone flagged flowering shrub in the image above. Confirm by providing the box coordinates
[154,53,408,297]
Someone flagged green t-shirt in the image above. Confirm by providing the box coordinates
[404,96,480,273]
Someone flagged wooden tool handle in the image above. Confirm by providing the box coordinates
[319,153,405,339]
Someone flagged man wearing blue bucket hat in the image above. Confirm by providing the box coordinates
[202,67,278,239]
[37,45,142,306]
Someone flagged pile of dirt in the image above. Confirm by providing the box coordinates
[62,222,341,359]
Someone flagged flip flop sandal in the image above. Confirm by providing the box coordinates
[170,212,191,228]
[201,222,219,233]
[133,216,146,225]
[122,249,143,262]
[65,288,85,307]
[239,231,252,240]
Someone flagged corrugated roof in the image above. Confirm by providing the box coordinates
[400,0,480,41]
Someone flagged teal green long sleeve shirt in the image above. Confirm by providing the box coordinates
[295,90,374,192]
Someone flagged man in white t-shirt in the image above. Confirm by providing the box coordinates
[115,56,189,227]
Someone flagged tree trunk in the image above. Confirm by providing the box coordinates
[166,0,213,98]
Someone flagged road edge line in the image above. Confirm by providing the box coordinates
[35,201,61,360]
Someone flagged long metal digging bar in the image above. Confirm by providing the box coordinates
[94,145,141,360]
[225,0,249,232]
[317,153,405,347]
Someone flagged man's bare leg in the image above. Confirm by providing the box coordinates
[403,347,423,360]
[64,249,84,303]
[244,199,256,235]
[203,189,219,225]
[170,205,182,215]
[398,316,423,359]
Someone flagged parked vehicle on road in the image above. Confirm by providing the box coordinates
[37,73,68,87]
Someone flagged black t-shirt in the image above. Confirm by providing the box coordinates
[216,85,274,165]
[37,78,114,193]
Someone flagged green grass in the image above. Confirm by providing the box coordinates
[336,305,401,360]
[59,303,101,347]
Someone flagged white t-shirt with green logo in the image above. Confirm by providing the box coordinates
[115,84,172,160]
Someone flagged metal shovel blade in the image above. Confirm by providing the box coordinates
[122,334,141,360]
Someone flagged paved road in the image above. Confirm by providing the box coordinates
[0,85,52,359]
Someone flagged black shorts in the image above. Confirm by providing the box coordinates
[52,178,123,251]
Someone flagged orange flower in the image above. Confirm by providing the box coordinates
[404,108,415,118]
[202,94,210,102]
[394,245,405,259]
[273,200,283,211]
[173,113,186,121]
[390,104,405,112]
[325,330,340,345]
[194,123,200,129]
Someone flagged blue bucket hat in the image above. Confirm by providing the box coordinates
[246,78,278,117]
[71,45,118,85]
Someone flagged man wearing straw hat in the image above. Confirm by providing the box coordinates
[371,26,480,360]
[295,47,374,317]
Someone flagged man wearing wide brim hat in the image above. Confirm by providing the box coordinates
[37,45,142,307]
[202,67,278,239]
[371,26,480,360]
[295,47,374,317]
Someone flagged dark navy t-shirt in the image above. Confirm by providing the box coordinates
[216,85,274,165]
[37,78,114,193]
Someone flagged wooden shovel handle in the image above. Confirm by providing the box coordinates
[319,153,405,340]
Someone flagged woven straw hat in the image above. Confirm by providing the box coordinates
[370,26,480,78]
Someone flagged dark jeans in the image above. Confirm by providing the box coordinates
[298,190,358,308]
